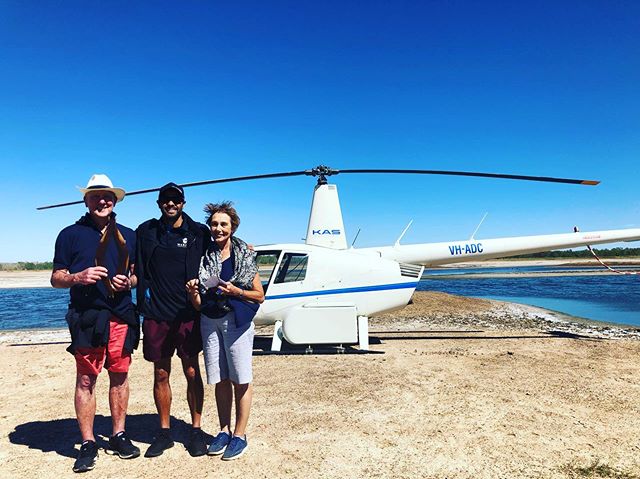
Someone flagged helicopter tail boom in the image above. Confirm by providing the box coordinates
[361,228,640,266]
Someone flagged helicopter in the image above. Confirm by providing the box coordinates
[39,166,640,352]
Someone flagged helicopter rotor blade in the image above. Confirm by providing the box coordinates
[335,169,599,186]
[36,165,599,210]
[36,170,309,210]
[125,170,309,197]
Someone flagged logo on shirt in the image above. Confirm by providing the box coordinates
[177,238,188,248]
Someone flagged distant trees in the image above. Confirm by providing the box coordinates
[257,255,277,265]
[1,248,638,270]
[0,262,53,271]
[511,247,640,259]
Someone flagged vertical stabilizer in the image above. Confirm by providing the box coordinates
[305,183,348,249]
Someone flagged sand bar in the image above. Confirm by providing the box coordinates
[0,271,51,289]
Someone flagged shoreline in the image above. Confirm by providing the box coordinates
[2,267,637,339]
[0,270,52,289]
[1,292,638,344]
[3,258,639,289]
[374,292,640,341]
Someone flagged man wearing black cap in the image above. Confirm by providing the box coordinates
[135,182,210,457]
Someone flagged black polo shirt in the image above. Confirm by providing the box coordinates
[53,213,136,322]
[145,221,195,322]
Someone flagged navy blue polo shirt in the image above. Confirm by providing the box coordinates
[145,221,195,322]
[53,213,136,321]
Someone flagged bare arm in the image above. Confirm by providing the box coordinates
[111,262,137,292]
[185,279,202,311]
[50,266,109,289]
[218,272,265,304]
[130,263,138,289]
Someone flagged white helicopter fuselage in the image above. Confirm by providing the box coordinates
[252,182,640,343]
[253,244,422,326]
[253,227,640,327]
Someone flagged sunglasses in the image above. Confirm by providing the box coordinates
[159,196,184,204]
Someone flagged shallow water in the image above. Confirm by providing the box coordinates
[0,288,70,330]
[0,267,638,330]
[420,268,640,326]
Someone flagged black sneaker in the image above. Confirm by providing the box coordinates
[186,428,207,457]
[107,431,140,459]
[73,440,98,473]
[144,429,174,458]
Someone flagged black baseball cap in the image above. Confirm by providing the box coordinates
[158,182,185,200]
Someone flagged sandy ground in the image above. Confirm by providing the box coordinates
[1,292,640,478]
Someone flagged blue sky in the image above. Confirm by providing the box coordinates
[1,1,639,262]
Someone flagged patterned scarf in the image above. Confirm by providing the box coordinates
[198,236,257,293]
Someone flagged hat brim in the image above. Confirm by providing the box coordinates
[78,187,126,202]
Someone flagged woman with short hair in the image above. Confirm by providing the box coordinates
[186,201,264,460]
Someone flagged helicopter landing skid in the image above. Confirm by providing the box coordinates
[270,315,370,353]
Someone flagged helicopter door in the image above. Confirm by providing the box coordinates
[255,250,282,293]
[274,253,308,284]
[257,250,310,318]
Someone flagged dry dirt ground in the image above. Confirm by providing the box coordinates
[1,292,640,478]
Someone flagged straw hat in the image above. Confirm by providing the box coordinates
[78,174,126,202]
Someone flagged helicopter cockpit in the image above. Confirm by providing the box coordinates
[256,250,309,293]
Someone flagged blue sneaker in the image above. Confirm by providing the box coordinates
[207,431,231,456]
[221,436,248,461]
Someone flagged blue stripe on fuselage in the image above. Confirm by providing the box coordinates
[265,282,418,300]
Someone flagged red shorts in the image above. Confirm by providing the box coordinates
[75,317,132,376]
[142,317,202,362]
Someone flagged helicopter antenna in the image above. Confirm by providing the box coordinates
[469,213,489,240]
[395,220,413,246]
[351,228,361,248]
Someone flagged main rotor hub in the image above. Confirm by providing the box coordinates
[305,165,339,185]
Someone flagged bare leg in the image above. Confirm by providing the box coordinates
[232,383,252,437]
[75,373,98,442]
[108,371,129,435]
[181,357,204,428]
[153,358,172,428]
[215,379,233,433]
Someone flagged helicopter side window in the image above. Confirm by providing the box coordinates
[255,250,282,292]
[274,253,308,284]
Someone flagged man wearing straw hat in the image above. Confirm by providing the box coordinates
[51,174,140,473]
